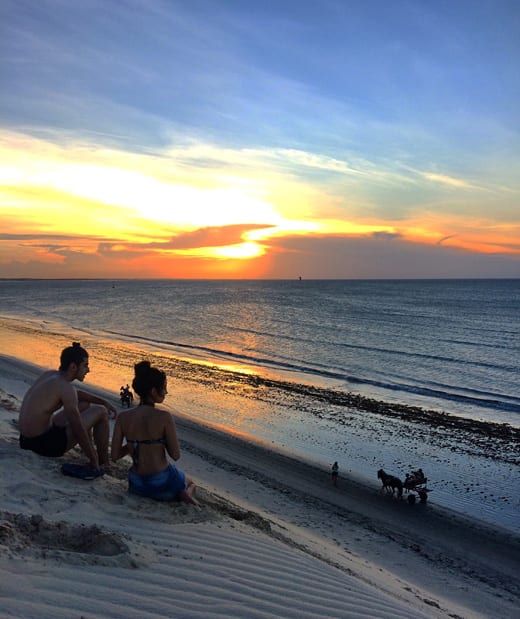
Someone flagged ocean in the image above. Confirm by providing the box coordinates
[1,278,519,425]
[1,278,519,531]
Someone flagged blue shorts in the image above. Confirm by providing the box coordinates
[128,464,187,501]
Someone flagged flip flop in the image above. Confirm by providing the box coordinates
[61,463,104,480]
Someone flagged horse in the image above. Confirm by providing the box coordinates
[377,469,403,498]
[120,386,133,408]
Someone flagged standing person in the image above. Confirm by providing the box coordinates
[125,385,134,405]
[331,461,339,487]
[111,360,197,504]
[19,342,115,471]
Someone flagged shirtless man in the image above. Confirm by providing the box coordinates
[19,342,116,471]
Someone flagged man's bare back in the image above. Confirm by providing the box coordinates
[19,370,80,436]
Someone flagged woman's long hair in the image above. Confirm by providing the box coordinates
[132,361,166,404]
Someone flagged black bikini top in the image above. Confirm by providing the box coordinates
[127,437,166,468]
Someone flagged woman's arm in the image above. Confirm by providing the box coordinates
[164,413,181,461]
[111,415,129,461]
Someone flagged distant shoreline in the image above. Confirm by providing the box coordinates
[2,277,520,282]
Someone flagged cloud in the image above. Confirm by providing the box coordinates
[437,234,457,245]
[2,226,519,280]
[371,231,403,240]
[164,224,270,250]
[0,232,111,242]
[421,172,476,189]
[261,234,520,279]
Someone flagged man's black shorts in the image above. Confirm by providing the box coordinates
[20,424,68,457]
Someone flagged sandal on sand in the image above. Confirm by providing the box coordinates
[61,463,104,480]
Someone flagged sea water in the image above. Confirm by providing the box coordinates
[1,278,519,426]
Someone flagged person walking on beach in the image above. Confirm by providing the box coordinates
[19,342,116,471]
[331,461,339,487]
[111,360,197,505]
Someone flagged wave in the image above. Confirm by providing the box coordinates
[196,322,517,373]
[104,329,346,378]
[104,329,520,415]
[347,376,520,414]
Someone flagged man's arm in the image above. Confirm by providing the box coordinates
[77,389,117,418]
[61,383,99,468]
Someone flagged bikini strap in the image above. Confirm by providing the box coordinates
[127,437,166,468]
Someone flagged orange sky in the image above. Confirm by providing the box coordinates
[1,132,519,279]
[1,2,519,279]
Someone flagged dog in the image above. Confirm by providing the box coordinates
[377,468,403,498]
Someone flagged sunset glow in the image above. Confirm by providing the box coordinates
[1,2,519,279]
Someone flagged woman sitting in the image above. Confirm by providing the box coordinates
[111,361,197,504]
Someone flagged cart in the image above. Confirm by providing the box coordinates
[403,469,430,504]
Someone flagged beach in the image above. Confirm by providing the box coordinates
[1,354,519,619]
[1,303,519,537]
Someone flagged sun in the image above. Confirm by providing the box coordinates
[204,242,265,260]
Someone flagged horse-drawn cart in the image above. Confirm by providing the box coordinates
[377,467,430,505]
[403,469,430,504]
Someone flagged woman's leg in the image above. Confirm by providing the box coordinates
[178,477,198,505]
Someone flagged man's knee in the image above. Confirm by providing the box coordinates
[98,404,110,421]
[91,404,110,426]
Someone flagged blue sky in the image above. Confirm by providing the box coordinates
[1,0,519,278]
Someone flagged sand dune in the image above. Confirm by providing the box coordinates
[1,354,518,618]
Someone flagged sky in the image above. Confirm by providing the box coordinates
[1,0,519,279]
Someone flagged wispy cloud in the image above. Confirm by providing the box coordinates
[421,172,476,190]
[437,234,457,245]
